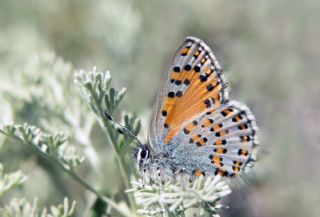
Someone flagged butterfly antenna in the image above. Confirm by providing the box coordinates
[103,111,143,146]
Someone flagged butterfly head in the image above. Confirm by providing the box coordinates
[134,144,152,172]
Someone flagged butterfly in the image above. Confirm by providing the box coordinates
[105,36,259,182]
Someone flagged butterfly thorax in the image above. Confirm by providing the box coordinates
[134,136,209,182]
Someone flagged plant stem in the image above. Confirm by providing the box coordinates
[101,114,137,210]
[7,134,132,217]
[67,169,129,216]
[179,209,186,217]
[91,92,136,211]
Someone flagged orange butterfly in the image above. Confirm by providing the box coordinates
[107,36,259,182]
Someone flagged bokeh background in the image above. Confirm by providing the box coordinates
[0,0,319,217]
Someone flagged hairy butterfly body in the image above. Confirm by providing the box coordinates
[133,36,259,182]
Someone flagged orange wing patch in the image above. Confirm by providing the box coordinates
[181,46,191,56]
[232,161,243,174]
[201,118,213,128]
[163,67,226,143]
[193,169,205,177]
[158,37,229,144]
[209,154,224,167]
[214,148,227,154]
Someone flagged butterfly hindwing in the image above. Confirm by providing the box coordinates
[179,101,259,176]
[149,37,229,146]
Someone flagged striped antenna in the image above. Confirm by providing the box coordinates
[103,111,143,146]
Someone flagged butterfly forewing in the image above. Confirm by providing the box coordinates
[149,37,229,146]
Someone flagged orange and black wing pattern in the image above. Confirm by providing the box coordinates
[180,101,259,177]
[148,37,259,177]
[149,37,229,145]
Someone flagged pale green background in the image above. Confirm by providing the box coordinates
[0,0,319,217]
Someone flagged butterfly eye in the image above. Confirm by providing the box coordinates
[139,145,149,159]
[140,148,149,159]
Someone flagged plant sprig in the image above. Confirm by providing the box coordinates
[127,176,231,217]
[1,61,232,217]
[0,163,27,197]
[0,124,85,169]
[74,68,141,211]
[0,198,76,217]
[0,123,132,217]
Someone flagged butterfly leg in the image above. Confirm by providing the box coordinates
[173,168,186,175]
[173,168,193,185]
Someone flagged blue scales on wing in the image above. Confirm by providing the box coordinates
[175,101,259,177]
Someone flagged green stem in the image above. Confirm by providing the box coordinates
[44,153,130,217]
[105,124,131,187]
[5,134,131,217]
[91,93,136,211]
[103,116,137,210]
[179,208,186,217]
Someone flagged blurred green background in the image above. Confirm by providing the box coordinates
[0,0,319,216]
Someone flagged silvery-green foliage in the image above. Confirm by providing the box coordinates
[0,52,99,169]
[74,67,141,152]
[0,124,85,169]
[0,198,76,217]
[127,176,231,217]
[0,164,27,197]
[0,61,141,216]
[74,67,127,116]
[0,122,134,217]
[2,51,94,142]
[74,67,141,211]
[0,59,232,216]
[1,52,74,117]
